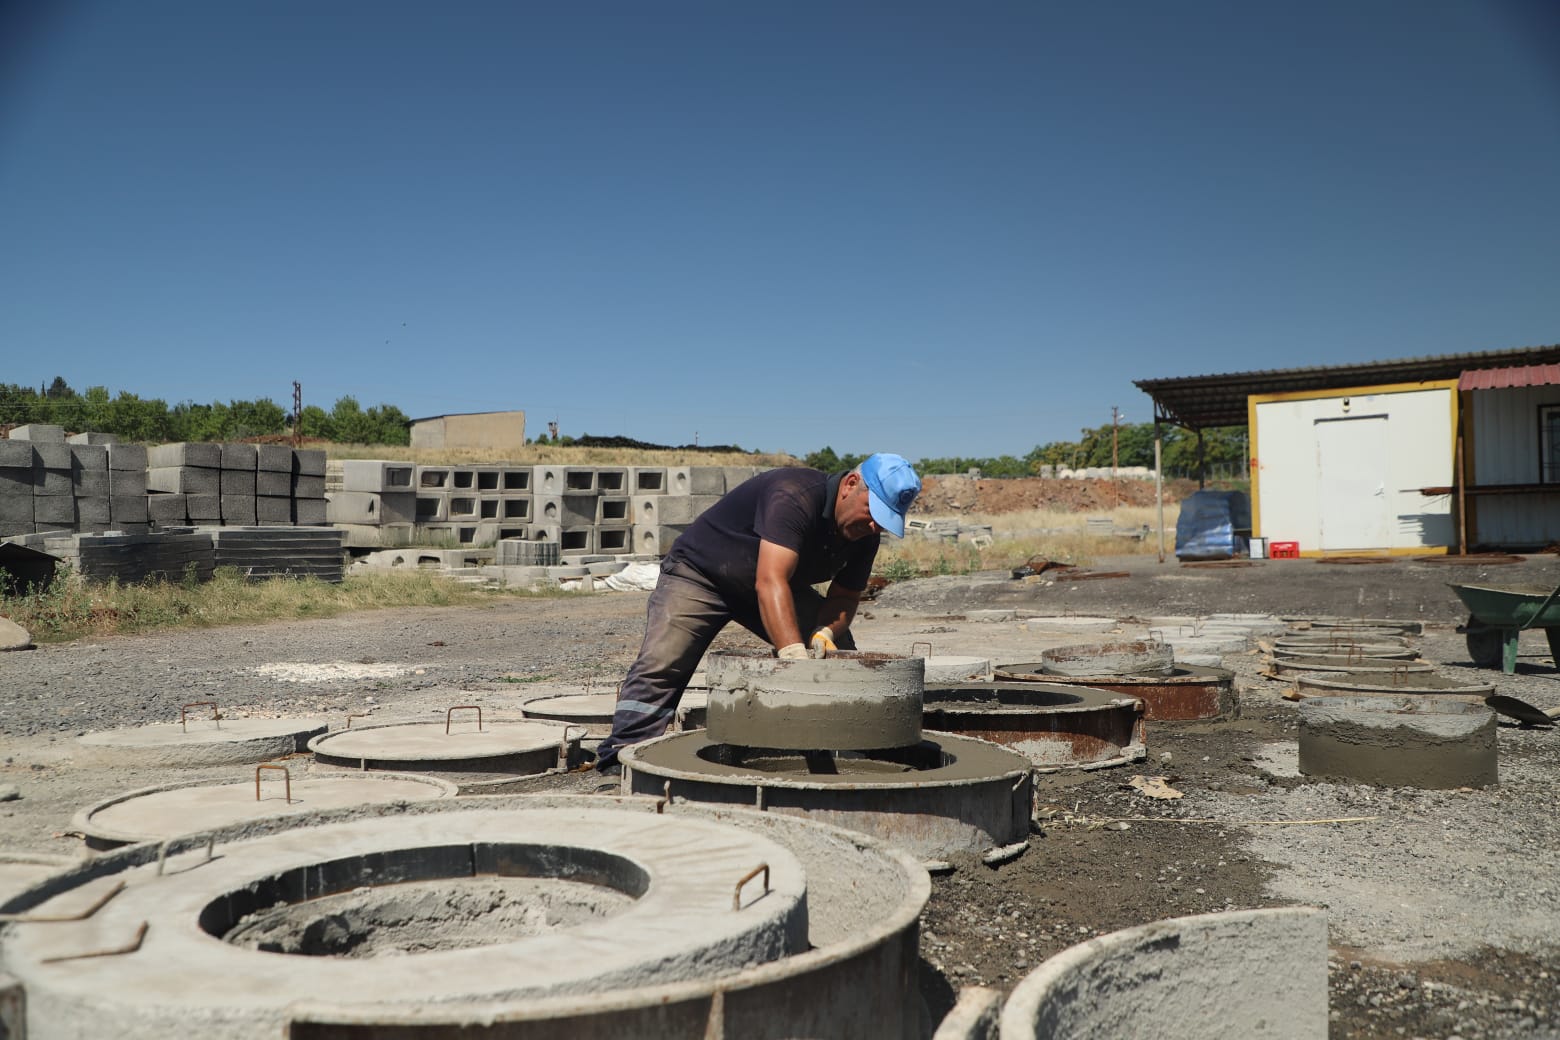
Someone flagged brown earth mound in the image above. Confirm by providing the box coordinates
[913,475,1194,515]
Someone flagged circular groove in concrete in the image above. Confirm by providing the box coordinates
[921,682,1146,772]
[1298,695,1498,789]
[75,718,328,767]
[74,773,458,850]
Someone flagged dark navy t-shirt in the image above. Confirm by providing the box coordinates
[668,468,878,607]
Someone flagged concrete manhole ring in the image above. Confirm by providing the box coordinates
[75,717,328,767]
[1298,695,1498,788]
[921,682,1146,771]
[992,664,1237,722]
[704,650,925,751]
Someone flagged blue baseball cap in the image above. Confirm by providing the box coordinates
[860,453,921,538]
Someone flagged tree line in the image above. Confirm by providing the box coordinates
[0,378,411,446]
[805,423,1248,480]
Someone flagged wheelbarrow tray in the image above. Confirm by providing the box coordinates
[1448,582,1560,674]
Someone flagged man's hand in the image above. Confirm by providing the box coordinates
[809,627,837,656]
[777,642,809,660]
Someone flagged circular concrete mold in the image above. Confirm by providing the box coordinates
[1273,645,1418,662]
[921,682,1146,772]
[73,772,458,850]
[1295,670,1496,703]
[993,664,1237,721]
[1271,656,1435,678]
[307,717,582,783]
[1040,641,1173,678]
[1021,615,1118,633]
[621,730,1033,859]
[990,908,1328,1040]
[519,692,617,734]
[704,651,925,751]
[0,796,930,1040]
[922,655,994,684]
[75,716,328,767]
[1298,696,1498,788]
[1275,634,1412,652]
[0,853,78,906]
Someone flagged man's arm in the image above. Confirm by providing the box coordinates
[755,538,804,651]
[812,580,863,642]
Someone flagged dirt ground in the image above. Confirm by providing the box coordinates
[913,474,1189,515]
[3,551,1560,1038]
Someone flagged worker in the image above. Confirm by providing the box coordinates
[592,453,922,772]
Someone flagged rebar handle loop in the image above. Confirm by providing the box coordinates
[733,863,770,910]
[255,763,292,804]
[911,642,933,658]
[180,702,219,733]
[446,705,482,734]
[345,713,368,729]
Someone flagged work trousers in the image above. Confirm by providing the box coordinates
[595,557,855,767]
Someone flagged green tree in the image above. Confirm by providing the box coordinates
[296,404,333,440]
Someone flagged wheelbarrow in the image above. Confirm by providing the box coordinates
[1448,581,1560,674]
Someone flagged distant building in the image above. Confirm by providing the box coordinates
[1136,345,1560,554]
[408,410,526,453]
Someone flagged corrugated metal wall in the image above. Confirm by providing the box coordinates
[1469,385,1560,546]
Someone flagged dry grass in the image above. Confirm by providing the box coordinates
[326,443,798,468]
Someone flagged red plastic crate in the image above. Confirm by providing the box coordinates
[1269,541,1299,559]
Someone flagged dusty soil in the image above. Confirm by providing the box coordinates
[3,552,1560,1038]
[913,474,1192,515]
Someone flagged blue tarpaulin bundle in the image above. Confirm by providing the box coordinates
[1175,490,1250,560]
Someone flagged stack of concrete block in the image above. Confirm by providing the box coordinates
[412,463,533,547]
[1,427,152,538]
[207,526,345,582]
[107,443,149,530]
[18,528,216,584]
[142,443,326,530]
[632,465,733,557]
[146,441,221,524]
[326,460,416,547]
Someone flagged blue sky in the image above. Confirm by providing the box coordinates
[3,1,1558,462]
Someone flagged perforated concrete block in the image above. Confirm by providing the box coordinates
[657,493,721,525]
[107,443,147,471]
[69,444,109,471]
[535,493,597,526]
[559,526,595,554]
[630,466,667,493]
[221,496,258,525]
[186,494,222,521]
[220,469,257,496]
[466,465,502,492]
[596,525,633,554]
[0,442,36,468]
[635,523,686,555]
[146,466,220,495]
[111,496,150,524]
[667,466,725,496]
[327,491,415,526]
[256,444,293,472]
[416,521,482,545]
[631,494,660,526]
[291,474,326,499]
[447,494,481,520]
[220,442,257,470]
[73,470,110,497]
[147,493,187,523]
[256,496,291,523]
[596,496,631,523]
[415,465,452,490]
[10,424,65,442]
[32,443,72,470]
[497,495,532,521]
[594,467,628,493]
[499,467,531,491]
[292,449,327,477]
[339,460,415,492]
[336,522,415,548]
[292,498,327,526]
[531,465,563,494]
[722,466,762,491]
[257,470,291,496]
[446,467,479,491]
[528,522,563,544]
[149,442,221,468]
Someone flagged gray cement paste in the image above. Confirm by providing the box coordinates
[1298,696,1498,789]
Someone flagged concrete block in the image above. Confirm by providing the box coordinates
[630,467,668,493]
[495,538,562,566]
[415,465,452,489]
[326,491,415,526]
[67,431,118,445]
[533,465,602,494]
[256,444,293,471]
[596,526,632,554]
[722,466,762,491]
[186,493,222,521]
[0,442,36,468]
[147,493,188,523]
[559,526,595,554]
[416,521,482,545]
[220,442,258,470]
[146,466,221,495]
[414,494,448,522]
[220,469,257,496]
[107,443,148,470]
[476,496,500,520]
[339,460,415,493]
[256,496,291,523]
[0,493,32,523]
[667,466,725,496]
[594,467,629,493]
[596,496,631,523]
[635,523,686,556]
[69,444,109,470]
[32,495,75,524]
[499,467,531,491]
[221,496,258,525]
[0,467,32,498]
[292,498,327,526]
[657,493,721,525]
[73,470,110,497]
[447,494,482,520]
[479,564,550,586]
[33,469,73,496]
[0,521,33,537]
[631,494,659,526]
[531,465,563,494]
[498,495,532,521]
[32,443,72,470]
[74,497,111,525]
[10,424,65,442]
[257,469,291,496]
[493,524,531,542]
[149,442,221,468]
[469,466,503,492]
[292,449,327,477]
[527,523,563,545]
[111,496,150,524]
[446,467,479,491]
[291,474,326,498]
[109,468,147,497]
[535,493,596,526]
[335,522,415,549]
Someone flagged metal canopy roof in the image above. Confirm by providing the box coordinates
[1134,345,1560,430]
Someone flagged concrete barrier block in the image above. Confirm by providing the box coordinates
[0,467,31,497]
[69,444,109,471]
[635,523,686,555]
[596,525,632,554]
[468,465,503,491]
[107,443,147,471]
[256,444,293,471]
[74,497,111,525]
[147,493,188,523]
[0,493,32,523]
[594,467,629,493]
[291,473,326,499]
[535,493,596,526]
[722,466,762,491]
[187,494,222,521]
[414,494,449,521]
[596,496,631,523]
[220,442,258,470]
[560,526,595,554]
[292,449,327,477]
[257,470,291,496]
[415,465,451,489]
[631,494,659,525]
[447,494,481,520]
[500,467,531,491]
[67,431,118,445]
[498,496,532,521]
[10,424,66,442]
[32,443,72,470]
[256,496,291,523]
[292,498,327,526]
[630,466,667,493]
[221,495,258,525]
[340,460,415,492]
[531,465,563,493]
[111,496,150,524]
[446,467,479,491]
[146,466,220,495]
[220,469,257,496]
[0,442,36,468]
[149,442,221,468]
[667,466,725,496]
[657,493,720,525]
[73,470,110,497]
[327,491,413,526]
[33,470,73,496]
[34,496,76,525]
[108,469,147,497]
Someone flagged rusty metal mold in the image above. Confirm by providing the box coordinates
[1298,696,1498,789]
[993,664,1237,722]
[921,682,1146,772]
[1039,641,1174,678]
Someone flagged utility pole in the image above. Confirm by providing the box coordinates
[292,382,302,448]
[1111,406,1123,507]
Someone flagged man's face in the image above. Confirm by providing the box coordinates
[837,473,882,541]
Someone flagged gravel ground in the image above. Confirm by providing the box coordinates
[2,552,1559,1038]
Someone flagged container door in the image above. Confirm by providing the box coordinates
[1315,415,1390,550]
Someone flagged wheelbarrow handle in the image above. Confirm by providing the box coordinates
[1520,582,1560,632]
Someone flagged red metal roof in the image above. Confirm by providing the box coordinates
[1459,363,1560,391]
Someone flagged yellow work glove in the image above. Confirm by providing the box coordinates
[810,627,838,656]
[777,642,808,660]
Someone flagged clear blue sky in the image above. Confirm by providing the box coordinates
[3,1,1558,462]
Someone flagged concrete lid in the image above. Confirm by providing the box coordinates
[78,717,327,750]
[308,719,575,763]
